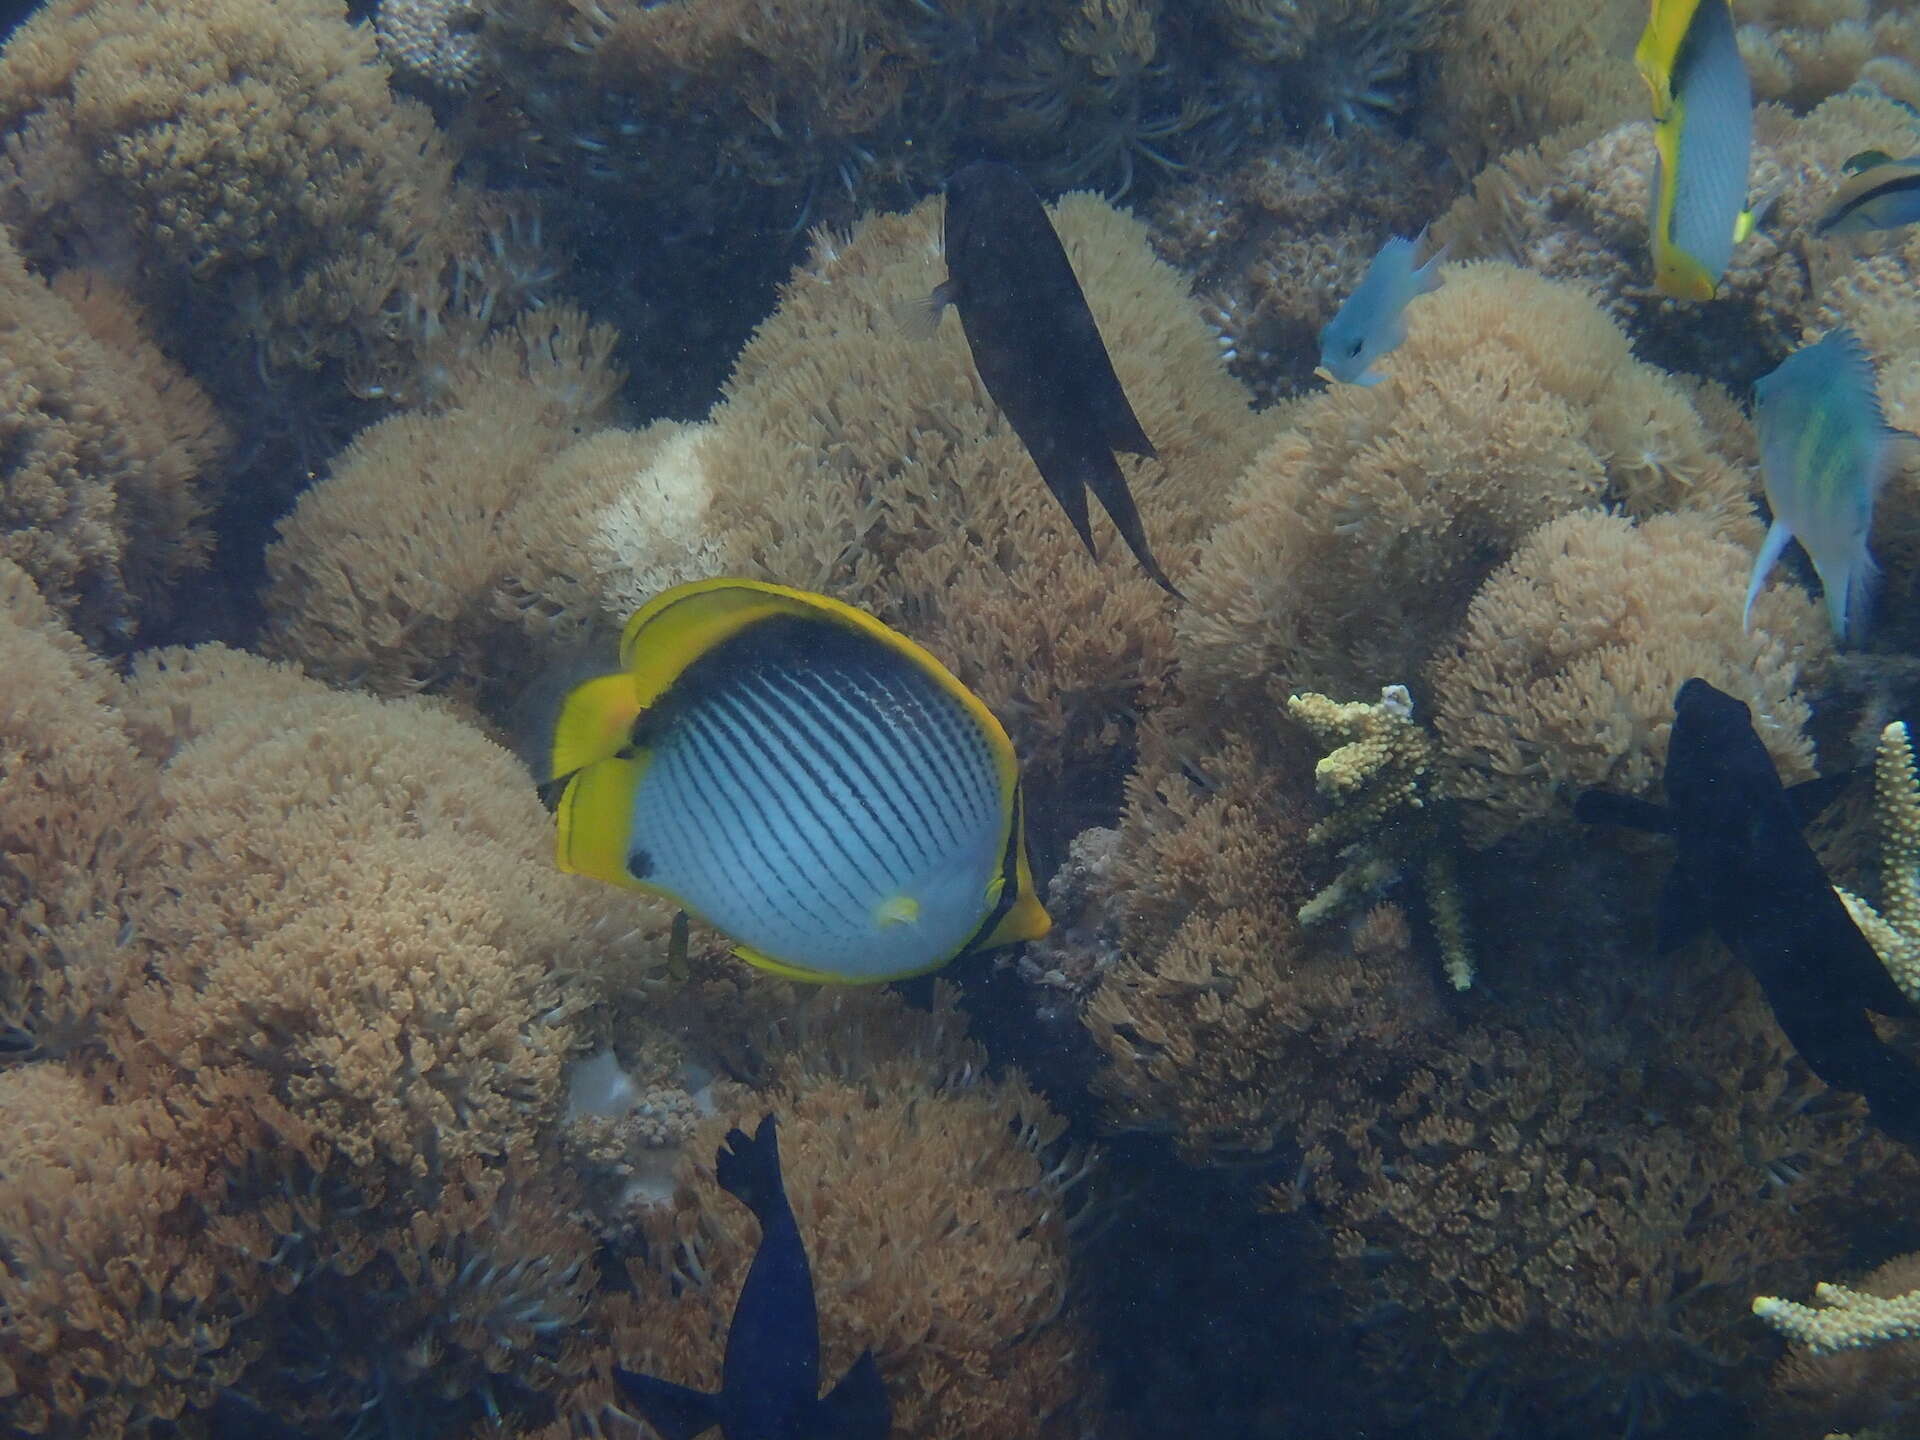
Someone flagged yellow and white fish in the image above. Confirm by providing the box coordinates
[547,578,1051,983]
[1745,329,1907,644]
[1636,0,1753,300]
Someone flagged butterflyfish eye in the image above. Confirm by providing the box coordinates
[1347,337,1364,357]
[627,847,654,880]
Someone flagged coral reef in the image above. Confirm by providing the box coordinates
[1288,686,1474,989]
[1431,509,1830,847]
[1837,718,1920,1003]
[1293,966,1918,1437]
[1425,0,1643,170]
[259,308,689,707]
[1737,0,1920,111]
[1176,261,1754,719]
[0,561,153,1059]
[1083,717,1449,1161]
[0,0,562,529]
[0,232,226,649]
[1763,1253,1920,1436]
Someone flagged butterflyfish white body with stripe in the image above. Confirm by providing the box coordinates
[547,579,1051,983]
[1636,0,1753,300]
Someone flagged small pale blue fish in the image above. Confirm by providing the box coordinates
[1317,233,1444,386]
[1815,154,1920,237]
[547,578,1051,983]
[1637,0,1753,299]
[1745,329,1904,643]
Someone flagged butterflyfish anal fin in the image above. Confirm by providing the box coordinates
[549,672,642,782]
[731,944,879,986]
[554,754,655,891]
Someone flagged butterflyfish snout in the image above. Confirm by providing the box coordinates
[548,578,1051,983]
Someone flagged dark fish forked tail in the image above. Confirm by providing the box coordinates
[612,1370,722,1440]
[715,1112,787,1221]
[810,1350,892,1440]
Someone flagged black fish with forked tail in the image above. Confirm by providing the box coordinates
[1576,677,1920,1146]
[614,1114,890,1440]
[929,160,1182,599]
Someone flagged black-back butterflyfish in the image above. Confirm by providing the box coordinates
[547,578,1051,983]
[1636,0,1753,300]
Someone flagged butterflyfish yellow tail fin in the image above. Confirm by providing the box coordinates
[550,673,643,782]
[555,754,652,890]
[979,785,1052,950]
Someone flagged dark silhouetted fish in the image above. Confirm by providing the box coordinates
[931,160,1181,598]
[1576,677,1920,1146]
[614,1114,891,1440]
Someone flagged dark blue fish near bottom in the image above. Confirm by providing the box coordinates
[615,1115,891,1440]
[1577,678,1920,1147]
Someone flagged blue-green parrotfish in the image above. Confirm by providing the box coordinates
[1577,679,1920,1151]
[615,1114,893,1440]
[545,578,1051,984]
[1816,152,1920,237]
[1745,328,1907,643]
[1315,234,1444,387]
[929,161,1182,598]
[1636,0,1754,300]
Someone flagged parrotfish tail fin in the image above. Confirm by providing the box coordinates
[1085,452,1183,599]
[1743,518,1794,633]
[808,1350,892,1440]
[714,1112,788,1223]
[612,1369,722,1440]
[1038,452,1099,560]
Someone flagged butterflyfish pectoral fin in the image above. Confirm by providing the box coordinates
[875,894,921,928]
[549,672,642,781]
[554,753,653,890]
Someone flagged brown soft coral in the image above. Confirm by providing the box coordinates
[1176,261,1753,719]
[259,309,681,708]
[0,230,225,649]
[1294,966,1917,1437]
[701,191,1267,797]
[1425,0,1643,170]
[1738,0,1920,111]
[601,986,1107,1440]
[1082,717,1448,1162]
[0,0,555,425]
[0,560,155,1060]
[1431,510,1832,847]
[0,1061,274,1438]
[111,643,664,1181]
